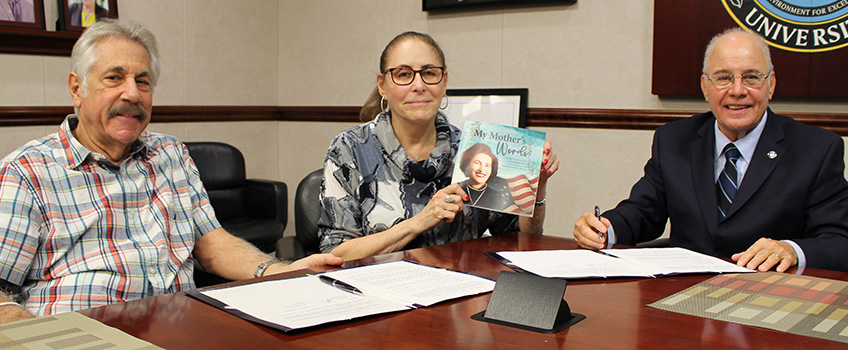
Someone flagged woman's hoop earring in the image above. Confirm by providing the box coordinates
[440,94,448,110]
[381,96,389,114]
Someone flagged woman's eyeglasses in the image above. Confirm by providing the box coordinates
[383,66,445,85]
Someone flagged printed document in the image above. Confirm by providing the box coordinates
[490,247,753,279]
[189,260,495,332]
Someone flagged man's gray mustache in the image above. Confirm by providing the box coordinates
[108,104,148,120]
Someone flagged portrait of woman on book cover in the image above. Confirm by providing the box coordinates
[456,143,519,213]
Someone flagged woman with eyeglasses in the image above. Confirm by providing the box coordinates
[318,32,559,261]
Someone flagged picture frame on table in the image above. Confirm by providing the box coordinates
[56,0,117,32]
[444,88,529,128]
[0,0,45,30]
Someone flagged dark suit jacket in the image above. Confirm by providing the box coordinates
[605,109,848,271]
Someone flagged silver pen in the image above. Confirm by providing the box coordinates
[595,205,605,241]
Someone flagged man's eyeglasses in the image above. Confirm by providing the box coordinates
[706,72,771,89]
[383,66,445,85]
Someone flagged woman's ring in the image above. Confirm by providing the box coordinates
[444,195,454,203]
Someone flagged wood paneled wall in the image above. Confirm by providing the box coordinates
[3,106,848,135]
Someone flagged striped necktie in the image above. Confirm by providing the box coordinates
[716,143,741,220]
[10,0,21,22]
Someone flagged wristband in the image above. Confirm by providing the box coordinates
[254,258,282,278]
[0,301,20,308]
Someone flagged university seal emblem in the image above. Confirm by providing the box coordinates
[722,0,848,52]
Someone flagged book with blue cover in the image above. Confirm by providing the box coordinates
[451,121,546,217]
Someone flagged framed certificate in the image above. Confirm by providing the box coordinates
[444,88,528,128]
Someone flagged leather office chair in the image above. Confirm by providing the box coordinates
[276,169,323,261]
[184,142,288,287]
[184,142,288,252]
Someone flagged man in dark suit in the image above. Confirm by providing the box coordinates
[573,28,848,272]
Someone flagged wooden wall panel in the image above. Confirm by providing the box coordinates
[3,106,848,135]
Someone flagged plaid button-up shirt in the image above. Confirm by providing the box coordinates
[0,115,220,316]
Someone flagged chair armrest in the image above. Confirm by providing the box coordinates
[244,179,288,228]
[275,236,306,261]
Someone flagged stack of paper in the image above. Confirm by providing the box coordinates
[489,247,754,279]
[190,260,495,332]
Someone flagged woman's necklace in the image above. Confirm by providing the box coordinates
[408,133,437,161]
[465,183,488,206]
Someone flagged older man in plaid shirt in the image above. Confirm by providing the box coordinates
[0,19,340,323]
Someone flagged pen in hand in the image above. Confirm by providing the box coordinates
[594,205,606,242]
[319,275,362,295]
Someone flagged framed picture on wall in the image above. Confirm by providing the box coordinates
[444,88,529,128]
[56,0,117,32]
[0,0,45,30]
[423,0,576,11]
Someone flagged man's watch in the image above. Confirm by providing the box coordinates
[254,258,283,278]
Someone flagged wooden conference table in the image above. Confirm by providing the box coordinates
[78,232,846,349]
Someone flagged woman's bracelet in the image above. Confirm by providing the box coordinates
[534,195,547,206]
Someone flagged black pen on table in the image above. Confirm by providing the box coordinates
[319,275,362,295]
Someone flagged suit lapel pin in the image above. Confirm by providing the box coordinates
[767,150,778,159]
